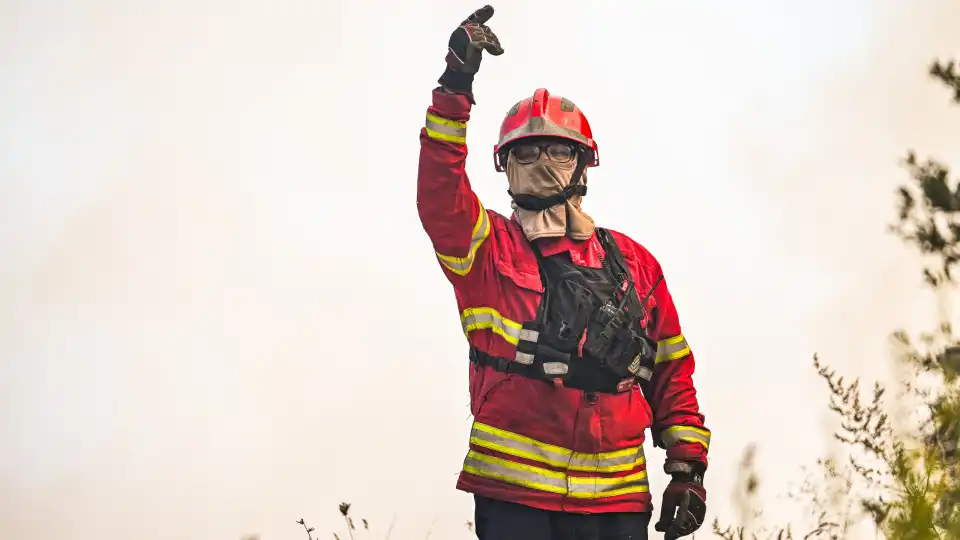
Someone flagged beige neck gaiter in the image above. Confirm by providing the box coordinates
[507,156,596,242]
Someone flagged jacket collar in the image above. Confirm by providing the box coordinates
[509,213,604,268]
[533,233,603,269]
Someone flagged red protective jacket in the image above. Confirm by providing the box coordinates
[417,88,710,514]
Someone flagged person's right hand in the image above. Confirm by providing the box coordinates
[438,5,504,103]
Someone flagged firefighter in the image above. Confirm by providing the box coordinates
[417,6,711,540]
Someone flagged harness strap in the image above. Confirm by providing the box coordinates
[470,228,657,396]
[595,228,628,286]
[470,347,544,378]
[470,347,636,393]
[595,229,658,402]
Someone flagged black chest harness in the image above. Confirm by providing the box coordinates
[470,228,663,395]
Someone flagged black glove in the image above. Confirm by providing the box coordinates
[654,464,707,540]
[438,5,504,103]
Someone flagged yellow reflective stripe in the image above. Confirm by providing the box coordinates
[570,447,645,473]
[461,307,522,345]
[656,334,691,364]
[464,450,568,494]
[425,112,467,143]
[463,450,650,499]
[470,422,645,473]
[471,422,570,468]
[568,470,650,499]
[661,425,711,450]
[436,201,491,276]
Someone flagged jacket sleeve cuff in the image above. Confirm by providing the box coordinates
[430,87,473,122]
[665,441,708,468]
[664,459,706,478]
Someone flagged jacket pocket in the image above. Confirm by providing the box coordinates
[470,367,512,417]
[493,255,543,293]
[489,219,543,293]
[597,386,654,448]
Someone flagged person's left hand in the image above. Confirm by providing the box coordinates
[654,467,706,540]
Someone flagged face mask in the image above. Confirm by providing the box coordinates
[506,154,595,241]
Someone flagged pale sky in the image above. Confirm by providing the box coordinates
[1,1,959,539]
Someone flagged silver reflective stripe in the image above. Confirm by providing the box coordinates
[461,307,522,345]
[514,351,535,365]
[519,328,540,342]
[470,422,646,473]
[463,451,568,494]
[542,362,568,375]
[567,470,650,499]
[635,366,653,381]
[471,425,571,468]
[463,450,650,498]
[660,426,711,449]
[568,447,644,472]
[424,112,467,143]
[664,461,695,475]
[437,206,490,276]
[656,334,691,364]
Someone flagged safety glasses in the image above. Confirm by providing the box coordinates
[510,142,577,165]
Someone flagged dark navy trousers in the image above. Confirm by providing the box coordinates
[474,495,651,540]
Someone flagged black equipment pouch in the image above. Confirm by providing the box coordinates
[533,263,606,379]
[580,229,659,383]
[472,228,662,395]
[523,228,660,392]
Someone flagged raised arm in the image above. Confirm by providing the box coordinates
[417,6,503,282]
[417,89,490,279]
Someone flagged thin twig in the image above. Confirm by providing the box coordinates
[297,518,316,540]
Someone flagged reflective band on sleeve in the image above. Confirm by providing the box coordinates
[660,425,711,450]
[461,307,522,345]
[435,201,491,276]
[424,112,467,144]
[470,422,645,473]
[656,334,691,364]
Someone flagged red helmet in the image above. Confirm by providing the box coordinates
[493,88,600,172]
